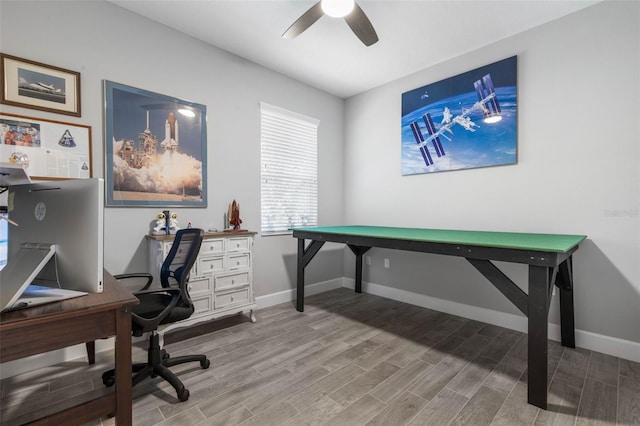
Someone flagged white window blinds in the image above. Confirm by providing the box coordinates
[260,102,319,235]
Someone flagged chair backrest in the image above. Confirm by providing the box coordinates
[160,228,204,307]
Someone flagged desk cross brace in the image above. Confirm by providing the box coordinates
[466,257,575,345]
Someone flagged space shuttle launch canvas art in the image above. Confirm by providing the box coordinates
[103,81,207,207]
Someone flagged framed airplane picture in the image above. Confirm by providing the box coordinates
[103,80,207,207]
[0,53,81,117]
[401,56,517,175]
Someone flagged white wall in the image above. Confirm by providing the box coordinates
[343,0,639,349]
[0,0,345,377]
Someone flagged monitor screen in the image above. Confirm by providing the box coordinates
[3,178,104,293]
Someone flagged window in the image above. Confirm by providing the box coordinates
[260,102,319,235]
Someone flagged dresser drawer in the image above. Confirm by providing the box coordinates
[214,287,250,309]
[200,238,226,255]
[160,242,196,273]
[161,242,172,258]
[161,241,191,262]
[199,255,226,275]
[228,253,250,270]
[228,237,251,252]
[161,242,196,276]
[187,276,211,294]
[192,294,212,315]
[214,271,250,291]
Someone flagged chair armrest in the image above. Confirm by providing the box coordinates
[114,272,154,291]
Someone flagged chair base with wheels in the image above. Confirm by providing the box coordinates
[102,330,209,401]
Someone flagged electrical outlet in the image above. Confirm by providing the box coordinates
[384,258,390,268]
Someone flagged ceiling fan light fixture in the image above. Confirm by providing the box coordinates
[321,0,355,18]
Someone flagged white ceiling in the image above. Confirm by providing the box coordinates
[109,0,600,98]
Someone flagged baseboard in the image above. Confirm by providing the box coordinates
[342,278,640,363]
[254,277,344,309]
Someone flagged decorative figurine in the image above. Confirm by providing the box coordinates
[8,151,29,168]
[228,199,243,231]
[152,210,180,235]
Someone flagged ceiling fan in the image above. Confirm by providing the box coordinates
[282,0,379,47]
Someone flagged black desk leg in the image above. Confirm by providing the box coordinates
[348,245,371,293]
[85,341,96,365]
[297,238,305,312]
[528,265,549,410]
[296,239,326,312]
[558,257,576,348]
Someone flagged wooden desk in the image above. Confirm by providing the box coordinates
[0,271,138,425]
[292,225,586,410]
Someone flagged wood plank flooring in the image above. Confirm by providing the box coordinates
[1,288,638,425]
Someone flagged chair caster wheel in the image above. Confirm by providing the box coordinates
[201,359,210,369]
[178,388,189,402]
[103,376,115,387]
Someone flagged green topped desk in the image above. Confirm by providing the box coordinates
[292,225,586,410]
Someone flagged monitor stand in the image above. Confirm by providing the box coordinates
[0,243,56,310]
[4,243,56,286]
[1,244,88,312]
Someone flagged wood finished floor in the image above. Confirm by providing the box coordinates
[1,288,638,425]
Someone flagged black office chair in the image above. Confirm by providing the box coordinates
[102,228,210,402]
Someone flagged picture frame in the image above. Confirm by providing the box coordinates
[1,53,81,117]
[103,80,207,207]
[0,112,93,180]
[401,56,517,175]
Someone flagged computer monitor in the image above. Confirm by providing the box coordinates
[2,178,104,293]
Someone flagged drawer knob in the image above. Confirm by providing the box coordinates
[231,296,234,301]
[237,261,240,265]
[231,279,235,284]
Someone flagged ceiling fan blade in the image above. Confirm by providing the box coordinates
[282,1,324,39]
[344,2,378,46]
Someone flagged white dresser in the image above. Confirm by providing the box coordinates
[146,231,257,336]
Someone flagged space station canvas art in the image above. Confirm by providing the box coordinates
[401,56,517,175]
[104,81,207,207]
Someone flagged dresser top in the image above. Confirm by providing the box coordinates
[146,230,256,241]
